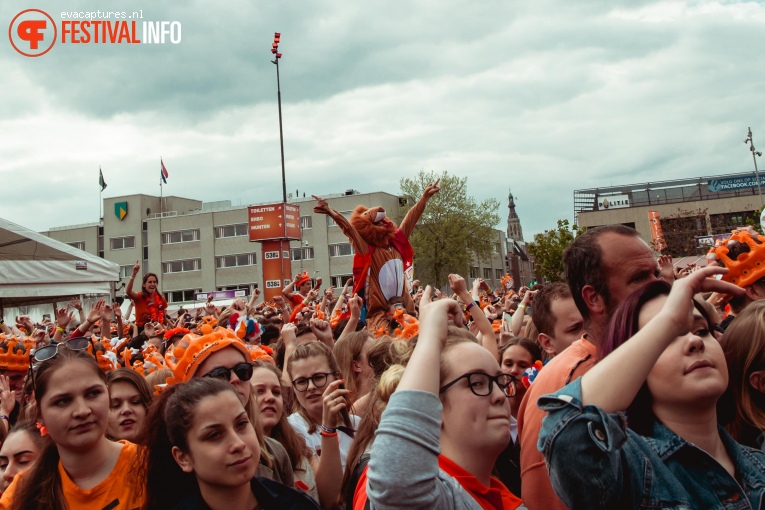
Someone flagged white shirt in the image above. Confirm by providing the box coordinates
[288,413,361,471]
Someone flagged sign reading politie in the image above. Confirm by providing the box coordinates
[248,203,301,241]
[596,194,630,210]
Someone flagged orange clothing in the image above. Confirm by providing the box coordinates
[353,457,523,510]
[133,292,168,327]
[517,337,598,510]
[0,441,143,510]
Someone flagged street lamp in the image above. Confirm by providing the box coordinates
[744,127,763,207]
[271,32,286,204]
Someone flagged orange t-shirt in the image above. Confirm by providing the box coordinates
[0,441,143,510]
[133,292,168,327]
[517,336,597,510]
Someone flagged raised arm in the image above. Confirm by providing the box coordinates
[450,274,498,361]
[312,195,368,253]
[399,179,440,238]
[125,261,142,301]
[580,266,742,412]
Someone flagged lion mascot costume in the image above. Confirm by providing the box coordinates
[312,180,440,332]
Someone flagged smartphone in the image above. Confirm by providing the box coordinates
[42,313,51,321]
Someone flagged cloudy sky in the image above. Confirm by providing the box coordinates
[2,0,764,239]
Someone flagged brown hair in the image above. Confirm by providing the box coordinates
[721,301,765,442]
[563,224,640,323]
[532,283,572,337]
[107,368,153,409]
[11,350,107,510]
[141,272,160,297]
[137,378,238,510]
[438,326,480,387]
[287,341,353,434]
[499,337,543,366]
[251,361,313,471]
[144,368,173,390]
[333,331,374,397]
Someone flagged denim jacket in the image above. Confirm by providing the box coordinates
[537,378,765,509]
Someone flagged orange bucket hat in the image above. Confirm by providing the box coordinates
[164,325,252,385]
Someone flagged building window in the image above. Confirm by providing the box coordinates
[215,253,257,268]
[496,269,503,280]
[110,236,135,250]
[327,211,352,227]
[329,243,353,257]
[163,258,202,274]
[215,224,248,238]
[164,289,201,303]
[119,265,133,278]
[162,229,200,244]
[291,247,315,261]
[469,267,479,279]
[300,216,312,229]
[483,268,492,280]
[331,274,353,288]
[67,241,85,251]
[494,242,501,254]
[217,284,254,294]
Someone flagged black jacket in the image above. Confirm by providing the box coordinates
[171,477,320,510]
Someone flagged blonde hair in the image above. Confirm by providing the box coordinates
[333,331,373,396]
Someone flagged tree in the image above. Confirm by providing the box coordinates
[399,170,500,288]
[527,219,581,283]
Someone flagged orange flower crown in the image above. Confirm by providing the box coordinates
[0,335,34,372]
[164,325,252,386]
[707,229,765,287]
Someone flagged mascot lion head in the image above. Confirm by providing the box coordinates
[350,205,398,248]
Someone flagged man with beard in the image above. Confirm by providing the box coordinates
[518,225,659,509]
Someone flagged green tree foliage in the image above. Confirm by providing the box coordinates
[399,170,500,288]
[527,219,581,283]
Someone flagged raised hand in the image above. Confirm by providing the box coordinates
[423,179,441,199]
[312,195,331,215]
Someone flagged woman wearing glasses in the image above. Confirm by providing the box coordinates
[287,341,359,510]
[366,295,524,509]
[0,341,144,509]
[164,327,294,488]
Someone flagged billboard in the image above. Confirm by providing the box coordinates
[597,194,630,210]
[708,175,765,193]
[248,203,301,241]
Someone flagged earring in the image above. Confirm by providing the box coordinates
[36,421,48,436]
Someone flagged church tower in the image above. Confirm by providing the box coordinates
[507,188,524,243]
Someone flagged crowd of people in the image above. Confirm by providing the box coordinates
[1,224,765,509]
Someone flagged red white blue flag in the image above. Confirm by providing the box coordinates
[161,159,169,184]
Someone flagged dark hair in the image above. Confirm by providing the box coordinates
[137,378,239,510]
[251,361,312,471]
[141,272,160,297]
[599,280,731,435]
[499,337,543,366]
[261,324,281,346]
[106,368,153,440]
[532,283,572,337]
[6,419,50,451]
[563,224,640,322]
[12,350,107,510]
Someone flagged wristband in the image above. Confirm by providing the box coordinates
[320,430,338,438]
[466,302,477,312]
[320,425,336,434]
[55,326,65,333]
[517,304,527,312]
[0,415,8,422]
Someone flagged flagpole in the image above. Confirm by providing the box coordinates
[99,166,103,222]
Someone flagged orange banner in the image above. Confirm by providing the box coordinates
[248,203,301,241]
[261,240,292,302]
[649,210,667,252]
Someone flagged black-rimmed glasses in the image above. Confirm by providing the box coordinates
[203,362,254,382]
[291,372,336,392]
[439,372,516,398]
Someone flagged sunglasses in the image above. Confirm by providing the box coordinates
[33,337,92,363]
[202,362,254,382]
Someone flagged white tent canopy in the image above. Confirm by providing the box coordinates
[0,217,120,308]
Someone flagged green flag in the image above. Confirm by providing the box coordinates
[99,167,107,191]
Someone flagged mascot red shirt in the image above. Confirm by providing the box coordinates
[313,180,439,332]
